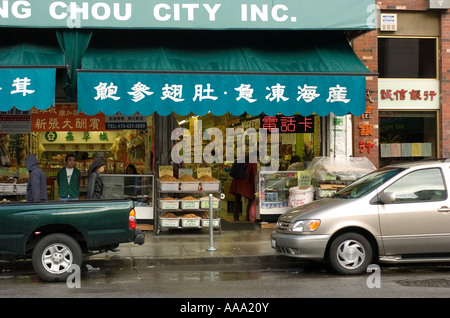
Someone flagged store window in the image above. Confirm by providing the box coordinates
[379,111,437,166]
[378,37,437,79]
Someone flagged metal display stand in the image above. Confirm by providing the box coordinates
[155,180,222,235]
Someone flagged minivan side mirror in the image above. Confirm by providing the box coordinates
[381,192,396,204]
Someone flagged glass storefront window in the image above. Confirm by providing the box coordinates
[379,111,437,166]
[378,38,437,79]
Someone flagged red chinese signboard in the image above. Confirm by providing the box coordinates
[260,115,314,133]
[380,88,437,101]
[30,104,105,131]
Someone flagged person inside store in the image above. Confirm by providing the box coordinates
[0,134,11,166]
[87,156,106,199]
[287,155,304,171]
[57,153,81,200]
[125,164,138,175]
[124,163,138,197]
[229,151,257,222]
[25,154,47,201]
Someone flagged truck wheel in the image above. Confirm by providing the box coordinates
[328,233,372,275]
[32,233,83,282]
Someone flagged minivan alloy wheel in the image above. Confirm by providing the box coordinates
[336,239,366,269]
[329,232,373,275]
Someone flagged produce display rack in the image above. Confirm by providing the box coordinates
[155,181,222,235]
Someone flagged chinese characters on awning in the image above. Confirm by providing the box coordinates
[78,72,366,117]
[0,68,56,112]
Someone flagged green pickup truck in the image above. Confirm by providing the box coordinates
[0,199,144,281]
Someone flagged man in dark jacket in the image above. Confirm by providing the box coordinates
[57,153,81,200]
[25,154,47,201]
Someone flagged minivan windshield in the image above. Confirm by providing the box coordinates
[334,168,403,199]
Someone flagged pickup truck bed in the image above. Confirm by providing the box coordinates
[0,199,144,281]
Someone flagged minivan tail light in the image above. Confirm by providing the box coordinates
[129,208,136,229]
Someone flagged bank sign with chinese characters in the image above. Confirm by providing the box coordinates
[77,72,366,117]
[0,0,376,30]
[378,79,440,110]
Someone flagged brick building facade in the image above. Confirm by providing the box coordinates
[352,0,447,168]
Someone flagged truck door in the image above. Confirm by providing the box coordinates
[378,167,450,256]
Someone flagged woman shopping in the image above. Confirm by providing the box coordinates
[229,155,257,222]
[87,157,106,199]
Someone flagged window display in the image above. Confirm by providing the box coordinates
[102,174,154,222]
[258,171,301,222]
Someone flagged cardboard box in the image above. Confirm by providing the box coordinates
[317,184,346,197]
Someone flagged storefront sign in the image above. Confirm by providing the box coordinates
[359,141,374,153]
[31,103,105,131]
[0,0,376,30]
[0,109,31,133]
[378,79,440,110]
[260,115,314,133]
[356,88,376,155]
[105,113,147,130]
[43,143,111,152]
[39,130,121,152]
[0,68,55,112]
[78,72,367,117]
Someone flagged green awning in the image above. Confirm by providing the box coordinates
[0,0,376,31]
[0,44,65,66]
[0,29,65,66]
[82,30,370,74]
[79,30,370,117]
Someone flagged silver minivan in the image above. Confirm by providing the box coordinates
[271,159,450,274]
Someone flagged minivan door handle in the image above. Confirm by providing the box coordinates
[438,206,450,213]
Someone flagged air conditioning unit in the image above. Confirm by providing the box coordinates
[380,13,397,31]
[428,0,450,9]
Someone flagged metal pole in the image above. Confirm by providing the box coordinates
[206,193,216,251]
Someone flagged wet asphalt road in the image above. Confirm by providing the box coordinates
[1,260,450,299]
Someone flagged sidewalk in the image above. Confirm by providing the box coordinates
[86,222,298,269]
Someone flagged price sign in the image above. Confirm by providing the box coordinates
[179,168,193,177]
[298,172,312,186]
[159,165,173,177]
[197,167,212,178]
